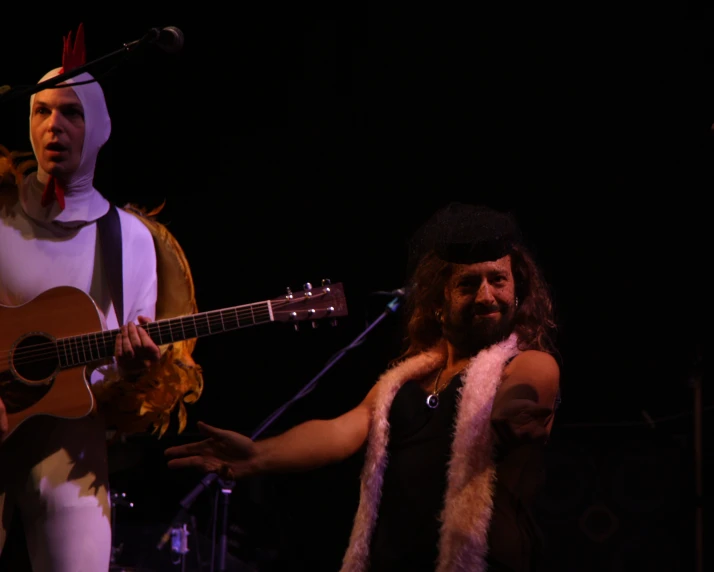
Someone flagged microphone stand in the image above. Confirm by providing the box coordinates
[0,29,157,106]
[158,292,404,571]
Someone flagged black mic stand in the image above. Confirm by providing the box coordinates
[0,29,159,106]
[158,292,405,571]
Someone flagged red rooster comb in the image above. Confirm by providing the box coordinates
[60,23,86,73]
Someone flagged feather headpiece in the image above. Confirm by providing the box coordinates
[40,23,86,210]
[60,22,86,73]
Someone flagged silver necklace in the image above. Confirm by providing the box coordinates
[426,367,445,409]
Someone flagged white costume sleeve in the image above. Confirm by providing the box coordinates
[88,209,157,387]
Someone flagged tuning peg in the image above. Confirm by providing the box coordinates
[110,491,134,508]
[311,321,318,329]
[288,310,299,331]
[285,287,294,300]
[303,283,313,297]
[330,319,338,327]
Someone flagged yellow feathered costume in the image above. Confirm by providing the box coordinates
[0,144,204,438]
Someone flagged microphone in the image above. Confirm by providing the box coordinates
[126,26,184,54]
[371,287,407,297]
[145,26,184,53]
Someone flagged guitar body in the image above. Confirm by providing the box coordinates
[0,286,101,442]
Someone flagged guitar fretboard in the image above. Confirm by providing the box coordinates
[56,302,273,368]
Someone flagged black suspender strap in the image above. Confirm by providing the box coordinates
[96,204,124,327]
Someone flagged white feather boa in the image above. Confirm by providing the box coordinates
[340,334,520,572]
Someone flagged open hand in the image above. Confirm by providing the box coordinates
[115,315,161,375]
[164,421,258,480]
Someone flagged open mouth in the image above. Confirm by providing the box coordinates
[46,142,66,152]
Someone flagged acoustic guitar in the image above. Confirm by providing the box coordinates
[0,280,347,443]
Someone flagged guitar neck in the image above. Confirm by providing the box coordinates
[57,301,273,369]
[55,281,347,369]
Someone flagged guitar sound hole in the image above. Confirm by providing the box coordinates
[0,335,57,414]
[13,334,60,382]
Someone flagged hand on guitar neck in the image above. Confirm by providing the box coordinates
[114,315,162,376]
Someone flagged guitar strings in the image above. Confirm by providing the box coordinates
[0,306,274,365]
[0,305,337,370]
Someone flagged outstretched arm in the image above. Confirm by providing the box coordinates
[164,383,379,479]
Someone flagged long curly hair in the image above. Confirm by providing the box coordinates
[394,243,558,363]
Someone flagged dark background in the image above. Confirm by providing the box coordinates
[1,11,712,571]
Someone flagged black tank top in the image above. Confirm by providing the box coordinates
[368,374,549,572]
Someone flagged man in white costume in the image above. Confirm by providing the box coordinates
[0,24,204,571]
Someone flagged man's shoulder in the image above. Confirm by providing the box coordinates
[114,205,156,247]
[118,203,188,260]
[506,349,560,388]
[119,202,197,320]
[499,349,560,410]
[510,349,559,371]
[119,203,176,241]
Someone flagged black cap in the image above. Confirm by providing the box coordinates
[408,202,522,271]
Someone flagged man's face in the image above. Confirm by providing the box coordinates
[441,255,517,355]
[31,86,85,183]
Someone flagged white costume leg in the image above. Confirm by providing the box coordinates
[21,477,111,572]
[9,415,112,572]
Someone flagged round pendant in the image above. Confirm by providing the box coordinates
[426,393,439,409]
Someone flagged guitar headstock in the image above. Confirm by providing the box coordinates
[270,280,348,328]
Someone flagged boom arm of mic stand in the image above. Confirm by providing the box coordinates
[157,294,404,551]
[0,33,152,106]
[250,293,403,440]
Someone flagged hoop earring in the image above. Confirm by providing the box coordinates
[515,296,519,308]
[435,309,442,322]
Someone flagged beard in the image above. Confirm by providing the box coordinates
[442,305,515,355]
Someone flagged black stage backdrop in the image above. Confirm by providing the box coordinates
[1,11,711,572]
